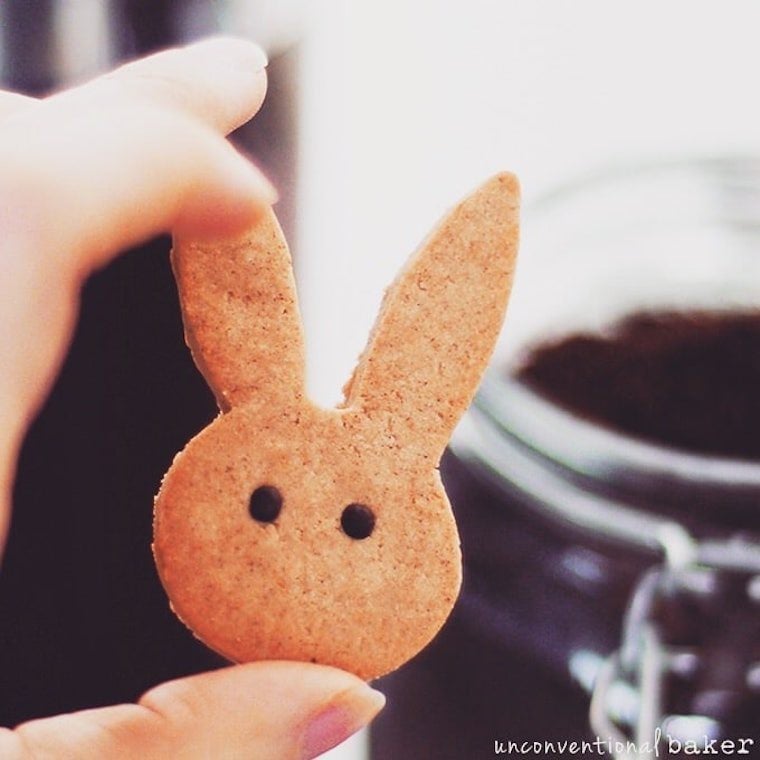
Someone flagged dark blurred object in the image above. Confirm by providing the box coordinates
[372,451,596,758]
[0,0,60,93]
[119,0,177,57]
[0,1,299,725]
[518,310,760,460]
[0,236,225,722]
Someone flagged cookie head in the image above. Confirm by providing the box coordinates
[154,173,520,680]
[155,403,462,680]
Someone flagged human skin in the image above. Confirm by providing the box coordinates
[0,37,383,760]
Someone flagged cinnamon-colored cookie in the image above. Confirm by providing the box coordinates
[153,173,520,680]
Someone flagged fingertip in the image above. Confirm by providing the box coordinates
[174,152,278,241]
[173,36,270,131]
[184,35,269,72]
[62,35,270,136]
[139,661,384,759]
[301,680,386,760]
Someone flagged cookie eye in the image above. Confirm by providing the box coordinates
[340,503,375,540]
[249,485,282,523]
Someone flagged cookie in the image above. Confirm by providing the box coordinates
[153,173,520,680]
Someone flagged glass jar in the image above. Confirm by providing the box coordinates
[372,158,760,759]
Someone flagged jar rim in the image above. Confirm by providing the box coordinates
[477,372,760,490]
[525,153,760,214]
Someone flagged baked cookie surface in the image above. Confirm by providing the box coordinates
[154,174,520,680]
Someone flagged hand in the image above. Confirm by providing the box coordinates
[0,38,384,759]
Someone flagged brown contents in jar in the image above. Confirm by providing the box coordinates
[516,310,760,460]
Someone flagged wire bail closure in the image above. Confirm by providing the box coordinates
[590,529,760,759]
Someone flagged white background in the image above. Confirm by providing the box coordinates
[298,1,760,405]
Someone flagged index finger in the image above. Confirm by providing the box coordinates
[51,36,269,135]
[0,39,274,549]
[0,37,268,136]
[0,36,273,273]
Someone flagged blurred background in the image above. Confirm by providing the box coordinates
[1,3,760,759]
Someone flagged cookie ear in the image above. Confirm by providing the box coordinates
[172,207,306,412]
[343,173,519,456]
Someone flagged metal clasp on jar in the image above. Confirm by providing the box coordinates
[590,528,760,759]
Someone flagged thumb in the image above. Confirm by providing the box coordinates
[1,662,385,759]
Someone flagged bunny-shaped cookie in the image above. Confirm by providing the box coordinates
[153,173,519,680]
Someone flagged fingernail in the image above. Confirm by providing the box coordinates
[301,684,385,760]
[192,36,269,72]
